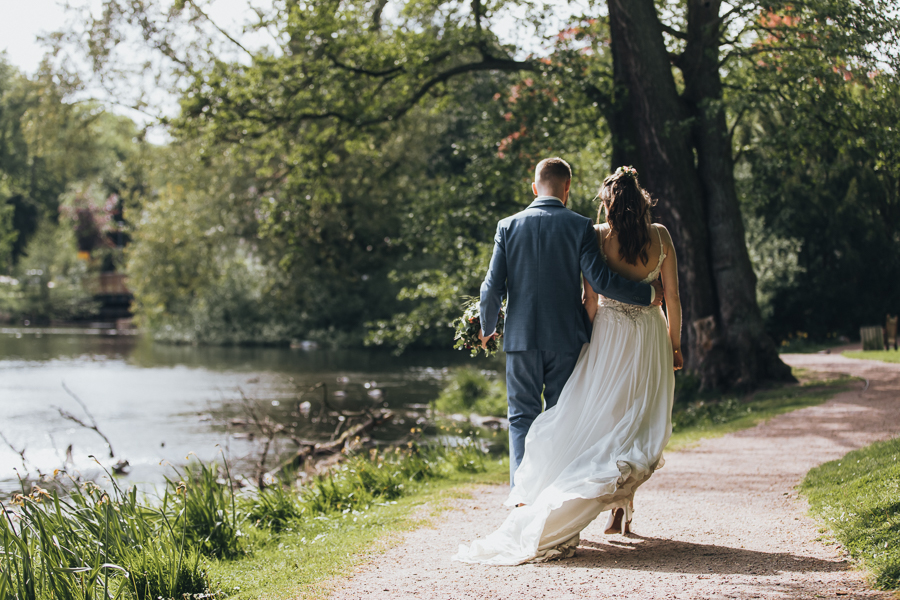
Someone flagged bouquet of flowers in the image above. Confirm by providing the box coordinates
[453,296,506,357]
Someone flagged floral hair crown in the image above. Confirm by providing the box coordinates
[615,165,638,179]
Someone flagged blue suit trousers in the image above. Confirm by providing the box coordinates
[506,348,582,486]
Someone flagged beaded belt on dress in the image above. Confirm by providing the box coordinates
[599,296,658,322]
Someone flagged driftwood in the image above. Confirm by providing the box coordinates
[272,408,394,476]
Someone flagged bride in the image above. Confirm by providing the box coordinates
[454,166,682,565]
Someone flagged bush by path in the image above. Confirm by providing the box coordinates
[801,437,900,590]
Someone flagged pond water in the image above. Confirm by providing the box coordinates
[0,331,499,494]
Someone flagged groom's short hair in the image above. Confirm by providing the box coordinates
[535,157,572,186]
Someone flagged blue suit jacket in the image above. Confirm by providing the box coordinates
[480,197,652,353]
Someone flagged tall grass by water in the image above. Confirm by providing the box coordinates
[0,442,488,600]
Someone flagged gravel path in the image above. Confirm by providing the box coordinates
[329,351,900,600]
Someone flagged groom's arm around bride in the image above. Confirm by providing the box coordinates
[478,157,663,485]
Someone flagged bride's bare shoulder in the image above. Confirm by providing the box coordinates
[652,223,676,253]
[653,223,673,241]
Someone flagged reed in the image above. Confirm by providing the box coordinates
[0,442,492,600]
[0,475,213,600]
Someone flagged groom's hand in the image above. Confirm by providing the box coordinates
[479,329,496,349]
[650,280,664,306]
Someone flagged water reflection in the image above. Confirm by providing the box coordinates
[0,332,500,493]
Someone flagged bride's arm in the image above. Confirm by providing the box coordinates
[583,275,599,323]
[658,226,683,371]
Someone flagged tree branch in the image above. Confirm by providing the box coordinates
[371,0,388,31]
[381,56,536,124]
[186,0,254,57]
[326,53,404,78]
[58,382,115,458]
[660,22,687,40]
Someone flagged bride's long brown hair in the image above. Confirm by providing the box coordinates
[597,167,657,266]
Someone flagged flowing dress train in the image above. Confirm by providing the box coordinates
[453,232,674,565]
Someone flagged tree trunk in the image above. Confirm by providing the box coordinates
[605,33,643,174]
[607,0,792,389]
[607,0,719,376]
[680,0,793,387]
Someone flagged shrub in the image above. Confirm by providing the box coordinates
[165,461,244,560]
[435,368,507,417]
[241,484,306,532]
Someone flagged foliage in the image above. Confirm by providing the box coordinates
[0,57,142,265]
[165,461,244,560]
[241,483,306,533]
[207,459,508,600]
[0,200,16,274]
[733,4,900,343]
[0,477,214,600]
[0,219,99,323]
[435,367,507,418]
[29,0,900,355]
[58,181,120,253]
[801,437,900,590]
[452,297,505,357]
[0,440,500,600]
[743,215,805,322]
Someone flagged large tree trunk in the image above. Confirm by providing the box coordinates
[607,0,792,389]
[607,0,718,376]
[679,0,793,387]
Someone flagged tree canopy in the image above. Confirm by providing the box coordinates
[2,1,898,389]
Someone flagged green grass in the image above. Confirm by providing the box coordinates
[800,437,900,590]
[666,369,858,452]
[0,444,508,600]
[209,463,507,600]
[843,350,900,364]
[777,337,842,354]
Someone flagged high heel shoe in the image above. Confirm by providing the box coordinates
[603,505,633,535]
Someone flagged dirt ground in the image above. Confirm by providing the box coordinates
[328,350,900,600]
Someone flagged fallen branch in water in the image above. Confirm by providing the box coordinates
[273,408,395,477]
[56,382,115,458]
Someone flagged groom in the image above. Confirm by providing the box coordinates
[479,157,663,486]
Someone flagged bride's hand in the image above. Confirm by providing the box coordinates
[673,348,683,371]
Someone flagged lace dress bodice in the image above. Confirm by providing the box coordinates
[598,226,666,322]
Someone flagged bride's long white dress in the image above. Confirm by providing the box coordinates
[453,231,675,565]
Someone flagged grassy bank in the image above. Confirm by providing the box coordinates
[0,370,859,600]
[209,464,506,600]
[666,369,858,451]
[843,350,900,364]
[0,443,507,600]
[800,437,900,590]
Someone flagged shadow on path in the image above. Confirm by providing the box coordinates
[551,535,849,577]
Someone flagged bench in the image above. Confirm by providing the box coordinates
[860,326,884,351]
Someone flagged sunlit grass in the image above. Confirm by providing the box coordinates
[0,444,508,600]
[666,369,858,452]
[843,350,900,364]
[209,463,508,600]
[801,437,900,590]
